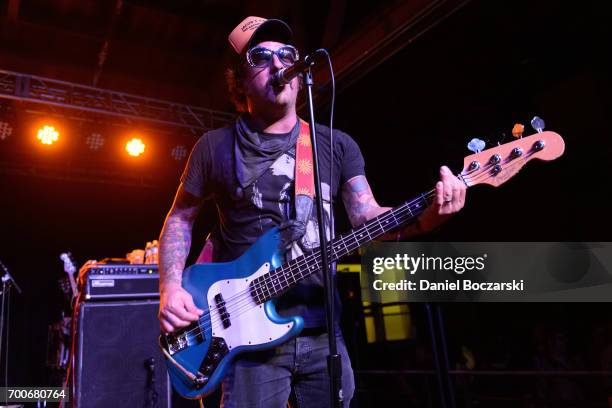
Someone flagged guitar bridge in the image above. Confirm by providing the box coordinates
[161,321,206,356]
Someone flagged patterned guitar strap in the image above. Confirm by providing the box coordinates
[278,119,315,252]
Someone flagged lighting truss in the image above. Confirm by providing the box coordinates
[0,69,235,134]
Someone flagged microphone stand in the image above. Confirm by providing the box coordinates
[304,67,343,408]
[0,260,22,296]
[0,260,22,386]
[425,303,456,408]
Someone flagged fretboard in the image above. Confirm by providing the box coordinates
[250,189,435,304]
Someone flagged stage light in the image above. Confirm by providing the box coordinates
[0,121,13,141]
[126,138,145,157]
[37,125,59,145]
[86,132,105,150]
[171,145,188,161]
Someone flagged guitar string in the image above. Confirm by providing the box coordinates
[172,149,537,340]
[461,149,538,186]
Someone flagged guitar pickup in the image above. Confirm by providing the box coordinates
[214,293,231,329]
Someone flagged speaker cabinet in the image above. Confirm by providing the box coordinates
[73,299,171,408]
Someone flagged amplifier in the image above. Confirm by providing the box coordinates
[83,264,159,300]
[73,299,171,407]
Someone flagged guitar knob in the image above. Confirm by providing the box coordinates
[512,123,524,138]
[530,116,545,133]
[511,147,523,158]
[467,138,485,153]
[533,140,545,151]
[488,154,501,165]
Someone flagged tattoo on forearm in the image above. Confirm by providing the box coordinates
[159,186,202,288]
[342,176,381,226]
[159,217,193,287]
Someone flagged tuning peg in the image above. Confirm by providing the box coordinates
[530,116,545,133]
[512,123,525,138]
[467,138,486,153]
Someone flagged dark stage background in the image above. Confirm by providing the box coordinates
[1,0,611,406]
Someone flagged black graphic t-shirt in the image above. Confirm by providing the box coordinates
[181,119,365,327]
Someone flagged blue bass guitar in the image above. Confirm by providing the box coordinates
[159,130,565,399]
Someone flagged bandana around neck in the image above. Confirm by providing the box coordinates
[234,115,300,189]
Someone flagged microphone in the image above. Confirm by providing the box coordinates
[272,49,327,86]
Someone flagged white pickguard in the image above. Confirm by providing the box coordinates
[206,263,294,350]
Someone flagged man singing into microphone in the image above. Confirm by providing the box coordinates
[158,16,466,407]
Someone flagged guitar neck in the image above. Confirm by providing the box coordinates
[251,189,436,303]
[67,274,78,298]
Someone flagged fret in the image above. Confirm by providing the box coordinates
[407,201,416,215]
[420,193,428,207]
[254,278,264,303]
[374,215,385,231]
[390,209,400,229]
[312,255,320,269]
[369,218,384,237]
[349,230,360,248]
[286,267,294,285]
[283,265,296,285]
[372,217,385,236]
[363,225,372,241]
[264,277,270,298]
[279,268,288,289]
[340,236,349,257]
[330,243,339,260]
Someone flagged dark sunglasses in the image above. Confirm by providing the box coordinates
[246,45,300,68]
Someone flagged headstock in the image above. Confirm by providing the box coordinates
[460,131,565,188]
[59,252,76,275]
[59,252,78,299]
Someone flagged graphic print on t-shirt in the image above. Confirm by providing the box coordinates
[249,149,331,261]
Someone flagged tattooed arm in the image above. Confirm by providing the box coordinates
[341,167,466,240]
[158,184,205,333]
[341,175,421,240]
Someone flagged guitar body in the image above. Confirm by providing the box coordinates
[164,227,304,399]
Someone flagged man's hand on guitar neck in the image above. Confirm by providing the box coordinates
[415,165,467,234]
[159,282,204,333]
